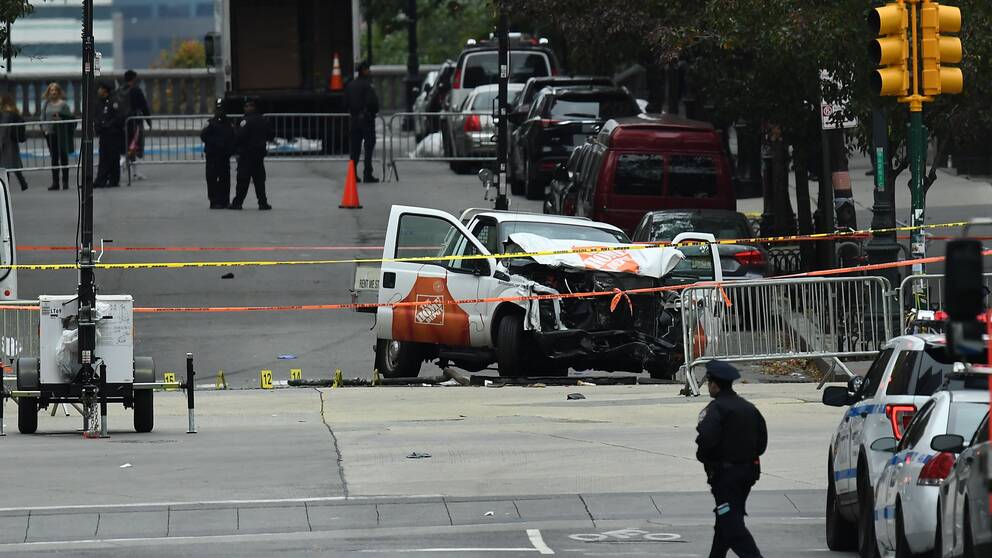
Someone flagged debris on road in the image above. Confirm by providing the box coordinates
[566,393,586,400]
[119,463,133,469]
[221,273,234,279]
[406,452,432,459]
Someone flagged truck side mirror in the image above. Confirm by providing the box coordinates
[930,434,966,453]
[822,385,852,407]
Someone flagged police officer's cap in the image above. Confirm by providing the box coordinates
[704,360,741,382]
[97,80,114,92]
[243,96,257,108]
[357,60,371,72]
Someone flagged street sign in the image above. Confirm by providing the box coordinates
[820,70,858,130]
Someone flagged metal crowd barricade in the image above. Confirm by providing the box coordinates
[898,273,992,332]
[126,113,388,181]
[679,276,892,395]
[0,119,81,175]
[385,112,498,180]
[0,301,40,375]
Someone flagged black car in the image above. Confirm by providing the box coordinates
[414,60,455,140]
[631,209,770,280]
[509,87,640,200]
[508,76,615,192]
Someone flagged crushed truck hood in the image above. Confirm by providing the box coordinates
[508,233,685,279]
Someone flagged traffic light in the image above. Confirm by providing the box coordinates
[920,1,963,96]
[869,3,910,97]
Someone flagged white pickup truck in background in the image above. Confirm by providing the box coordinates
[353,205,722,379]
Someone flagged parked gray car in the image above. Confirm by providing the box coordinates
[444,83,523,174]
[936,408,991,557]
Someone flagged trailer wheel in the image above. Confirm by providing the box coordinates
[133,357,156,433]
[17,397,37,434]
[133,390,154,433]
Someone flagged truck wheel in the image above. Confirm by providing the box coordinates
[496,314,533,378]
[375,339,423,378]
[17,397,37,434]
[826,458,857,551]
[133,389,154,433]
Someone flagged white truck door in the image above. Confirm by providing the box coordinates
[0,172,16,299]
[377,205,495,348]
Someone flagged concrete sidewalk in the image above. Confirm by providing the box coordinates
[0,490,822,545]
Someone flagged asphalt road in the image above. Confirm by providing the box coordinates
[11,160,541,386]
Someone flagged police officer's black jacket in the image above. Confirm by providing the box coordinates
[344,76,380,117]
[235,112,274,155]
[695,389,768,466]
[201,116,235,157]
[95,96,124,139]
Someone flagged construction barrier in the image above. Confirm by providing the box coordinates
[0,300,40,367]
[680,276,893,395]
[0,118,82,175]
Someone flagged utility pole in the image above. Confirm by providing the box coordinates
[365,0,373,65]
[866,108,900,285]
[78,0,98,427]
[493,0,509,210]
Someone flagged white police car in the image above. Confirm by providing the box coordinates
[822,334,956,557]
[936,403,991,558]
[870,385,988,557]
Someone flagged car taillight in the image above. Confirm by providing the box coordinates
[918,451,956,486]
[540,118,559,127]
[452,68,462,89]
[551,67,559,76]
[733,249,766,266]
[463,114,481,132]
[885,404,917,439]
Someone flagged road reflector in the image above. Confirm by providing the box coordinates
[164,372,176,391]
[290,368,302,381]
[260,370,273,390]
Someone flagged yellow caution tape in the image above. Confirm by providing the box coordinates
[0,221,971,271]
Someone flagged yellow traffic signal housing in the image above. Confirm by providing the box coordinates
[869,3,910,97]
[921,2,963,95]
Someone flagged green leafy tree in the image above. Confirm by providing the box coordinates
[155,39,206,69]
[0,0,34,70]
[367,0,494,64]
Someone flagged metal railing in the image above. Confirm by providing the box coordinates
[0,119,82,176]
[0,302,40,371]
[680,276,892,394]
[898,273,992,331]
[123,113,387,180]
[385,112,498,179]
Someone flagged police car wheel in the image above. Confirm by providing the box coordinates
[826,459,857,551]
[17,397,38,434]
[857,469,880,558]
[894,502,912,558]
[962,501,975,558]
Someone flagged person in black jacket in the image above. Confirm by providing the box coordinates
[229,98,274,210]
[200,101,235,209]
[695,360,767,558]
[94,82,125,188]
[343,60,380,183]
[122,69,152,181]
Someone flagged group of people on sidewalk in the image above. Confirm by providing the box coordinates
[0,62,382,209]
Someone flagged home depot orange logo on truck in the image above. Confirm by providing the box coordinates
[578,249,640,274]
[392,275,470,346]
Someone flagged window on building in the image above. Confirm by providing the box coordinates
[121,6,153,19]
[124,38,153,52]
[158,4,190,18]
[195,3,213,17]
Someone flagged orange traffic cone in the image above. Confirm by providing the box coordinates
[339,161,362,209]
[329,53,344,91]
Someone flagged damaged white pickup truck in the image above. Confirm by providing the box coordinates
[353,205,722,379]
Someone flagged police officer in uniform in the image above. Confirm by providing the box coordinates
[229,98,274,210]
[344,60,380,183]
[695,360,767,558]
[200,100,235,208]
[94,81,125,188]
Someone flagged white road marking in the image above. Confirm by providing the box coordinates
[359,549,539,553]
[0,494,445,514]
[528,529,555,555]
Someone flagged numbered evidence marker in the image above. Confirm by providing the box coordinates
[260,369,273,390]
[290,368,302,381]
[163,372,176,391]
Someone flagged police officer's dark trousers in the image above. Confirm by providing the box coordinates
[708,464,762,558]
[349,115,376,179]
[232,148,267,206]
[205,154,230,206]
[95,134,123,187]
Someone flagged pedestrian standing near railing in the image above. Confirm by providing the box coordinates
[200,100,235,209]
[0,94,28,191]
[41,83,75,191]
[122,70,151,181]
[228,98,273,210]
[344,60,380,183]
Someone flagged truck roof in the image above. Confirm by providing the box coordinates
[459,208,624,234]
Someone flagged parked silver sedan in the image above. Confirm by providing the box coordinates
[444,83,523,173]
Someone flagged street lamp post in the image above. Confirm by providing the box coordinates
[404,0,419,115]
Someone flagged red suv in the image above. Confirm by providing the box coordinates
[560,115,735,234]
